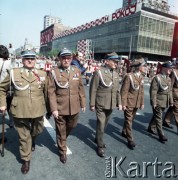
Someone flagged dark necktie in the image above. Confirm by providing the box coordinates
[28,70,33,80]
[65,69,69,76]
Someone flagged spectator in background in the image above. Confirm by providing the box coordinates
[122,63,127,77]
[8,43,15,59]
[0,45,14,128]
[148,64,155,83]
[71,52,88,74]
[85,61,93,86]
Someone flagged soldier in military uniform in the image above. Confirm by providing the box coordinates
[89,52,122,157]
[148,61,173,143]
[162,60,178,132]
[0,51,48,174]
[121,57,146,150]
[47,48,86,164]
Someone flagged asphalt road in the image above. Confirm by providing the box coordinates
[0,80,178,180]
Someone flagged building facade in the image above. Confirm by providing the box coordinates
[44,15,61,29]
[42,0,178,61]
[40,23,71,55]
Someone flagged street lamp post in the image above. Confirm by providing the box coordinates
[129,34,132,60]
[128,24,139,60]
[92,40,95,59]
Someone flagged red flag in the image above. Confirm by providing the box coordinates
[124,59,130,73]
[156,62,162,74]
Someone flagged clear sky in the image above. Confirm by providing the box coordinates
[0,0,177,49]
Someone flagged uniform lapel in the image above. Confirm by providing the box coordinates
[69,67,76,80]
[161,75,168,85]
[59,67,69,80]
[21,70,30,82]
[21,69,38,83]
[30,71,38,83]
[103,69,112,80]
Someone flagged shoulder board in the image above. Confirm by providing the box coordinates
[71,65,80,71]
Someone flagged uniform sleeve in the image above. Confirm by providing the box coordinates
[120,74,130,107]
[89,71,100,107]
[150,76,158,106]
[43,72,51,113]
[78,70,86,108]
[0,74,10,107]
[169,77,173,105]
[140,78,144,105]
[47,71,58,112]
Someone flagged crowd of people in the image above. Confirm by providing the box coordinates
[0,45,178,175]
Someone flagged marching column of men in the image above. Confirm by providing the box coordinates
[0,45,178,175]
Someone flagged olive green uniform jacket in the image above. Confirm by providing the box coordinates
[89,67,121,109]
[121,72,144,108]
[47,65,86,115]
[150,74,173,108]
[0,68,48,118]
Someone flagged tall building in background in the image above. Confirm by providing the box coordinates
[44,15,61,29]
[22,38,33,51]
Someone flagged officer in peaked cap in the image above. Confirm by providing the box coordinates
[89,51,122,157]
[163,60,178,131]
[0,48,48,174]
[121,56,146,150]
[148,60,173,143]
[48,47,86,164]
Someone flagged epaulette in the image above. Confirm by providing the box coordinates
[71,65,80,71]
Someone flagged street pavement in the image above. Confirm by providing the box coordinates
[0,79,178,180]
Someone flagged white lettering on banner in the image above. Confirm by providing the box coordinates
[41,28,54,45]
[49,2,141,41]
[45,64,52,71]
[112,3,138,20]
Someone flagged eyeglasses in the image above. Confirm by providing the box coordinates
[61,57,72,61]
[23,58,36,60]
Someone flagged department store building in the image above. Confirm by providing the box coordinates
[41,0,178,61]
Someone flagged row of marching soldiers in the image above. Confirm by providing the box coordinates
[0,45,177,174]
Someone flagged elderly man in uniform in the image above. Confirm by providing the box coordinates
[162,60,178,132]
[0,50,48,174]
[48,48,86,164]
[148,61,173,143]
[121,57,146,150]
[89,52,122,157]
